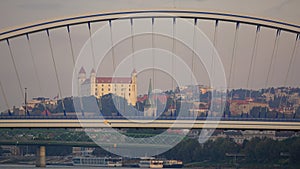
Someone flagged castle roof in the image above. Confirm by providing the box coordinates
[96,77,132,84]
[79,67,86,74]
[132,69,137,74]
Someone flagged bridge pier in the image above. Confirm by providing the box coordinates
[36,145,46,168]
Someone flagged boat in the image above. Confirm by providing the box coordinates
[72,156,122,167]
[163,160,183,168]
[139,157,164,168]
[107,157,123,167]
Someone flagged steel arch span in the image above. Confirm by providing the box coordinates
[0,9,300,40]
[0,9,300,129]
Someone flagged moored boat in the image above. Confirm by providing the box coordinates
[139,157,163,168]
[72,156,122,167]
[163,159,183,168]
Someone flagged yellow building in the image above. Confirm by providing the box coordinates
[79,67,137,106]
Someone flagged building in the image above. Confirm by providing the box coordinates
[78,67,137,106]
[229,100,269,115]
[144,79,157,117]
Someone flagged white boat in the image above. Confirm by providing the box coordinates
[139,157,163,168]
[163,159,183,168]
[107,157,123,167]
[72,156,122,167]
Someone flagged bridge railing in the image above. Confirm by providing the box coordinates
[1,114,300,122]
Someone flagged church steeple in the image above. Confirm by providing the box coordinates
[148,78,152,98]
[144,78,152,107]
[144,78,157,118]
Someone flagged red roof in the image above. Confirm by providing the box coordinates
[96,77,132,84]
[152,94,167,103]
[41,110,51,116]
[137,95,148,102]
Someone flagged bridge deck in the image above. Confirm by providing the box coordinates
[1,119,300,130]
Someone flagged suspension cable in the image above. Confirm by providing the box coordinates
[262,29,281,115]
[172,17,176,91]
[189,18,197,117]
[109,20,116,71]
[190,18,197,87]
[152,17,155,90]
[67,25,76,66]
[245,25,261,115]
[228,22,240,116]
[210,20,219,86]
[6,39,24,99]
[280,34,299,117]
[130,18,135,70]
[246,26,260,92]
[26,34,43,95]
[209,20,219,117]
[46,29,64,110]
[66,25,76,116]
[88,22,96,69]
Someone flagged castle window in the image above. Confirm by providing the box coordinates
[108,88,110,91]
[102,88,104,91]
[129,88,131,91]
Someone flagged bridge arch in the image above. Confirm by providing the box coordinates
[0,9,299,118]
[1,9,300,40]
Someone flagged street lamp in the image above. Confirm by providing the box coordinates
[24,88,28,116]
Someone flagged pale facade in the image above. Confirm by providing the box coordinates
[78,67,137,106]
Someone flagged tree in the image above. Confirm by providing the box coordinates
[31,103,45,115]
[289,138,300,164]
[100,94,120,116]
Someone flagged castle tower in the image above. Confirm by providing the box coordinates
[90,68,96,96]
[78,67,86,84]
[130,69,137,106]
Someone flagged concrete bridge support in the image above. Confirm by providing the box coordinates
[36,145,46,167]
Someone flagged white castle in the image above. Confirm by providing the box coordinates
[78,67,137,106]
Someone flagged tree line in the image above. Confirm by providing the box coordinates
[161,136,300,168]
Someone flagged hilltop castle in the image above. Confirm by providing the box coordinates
[78,67,137,106]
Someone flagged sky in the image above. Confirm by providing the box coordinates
[0,0,299,110]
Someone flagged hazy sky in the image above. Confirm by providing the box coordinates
[0,0,299,110]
